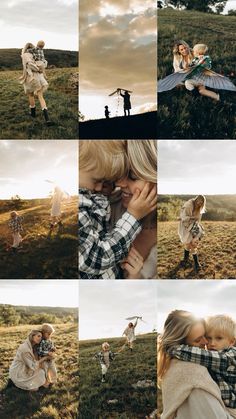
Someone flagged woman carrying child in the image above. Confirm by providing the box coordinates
[20,43,52,124]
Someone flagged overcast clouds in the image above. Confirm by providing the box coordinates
[157,281,236,332]
[0,0,77,49]
[79,281,157,340]
[79,0,157,120]
[0,140,78,199]
[158,140,236,194]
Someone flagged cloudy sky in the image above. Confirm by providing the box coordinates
[79,0,157,120]
[0,140,78,199]
[158,140,236,195]
[224,0,236,13]
[157,281,236,332]
[79,280,157,340]
[0,280,78,307]
[0,0,77,50]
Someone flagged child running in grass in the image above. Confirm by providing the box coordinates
[79,140,157,279]
[94,342,116,383]
[167,315,236,416]
[122,317,140,351]
[8,211,23,252]
[37,323,57,384]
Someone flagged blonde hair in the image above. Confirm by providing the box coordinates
[193,195,206,214]
[206,315,236,341]
[28,329,42,344]
[102,342,110,351]
[79,140,128,181]
[37,40,45,48]
[193,43,208,55]
[21,43,35,56]
[126,140,157,183]
[173,40,194,69]
[10,211,18,218]
[41,323,55,334]
[158,310,204,383]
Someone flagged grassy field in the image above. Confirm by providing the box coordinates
[0,68,78,140]
[157,221,236,279]
[0,323,78,419]
[158,9,236,139]
[79,333,157,419]
[0,197,78,279]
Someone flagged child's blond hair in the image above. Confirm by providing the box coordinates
[102,342,110,351]
[41,323,55,335]
[193,43,208,55]
[79,140,128,182]
[37,40,45,48]
[206,315,236,341]
[10,211,18,218]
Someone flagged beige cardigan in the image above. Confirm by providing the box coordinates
[161,359,227,419]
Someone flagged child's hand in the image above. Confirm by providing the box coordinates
[127,183,157,220]
[121,246,143,279]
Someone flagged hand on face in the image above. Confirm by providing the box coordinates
[127,183,157,220]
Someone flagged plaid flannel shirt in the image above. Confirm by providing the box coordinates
[187,55,212,78]
[94,351,116,367]
[8,216,23,233]
[28,47,46,62]
[79,188,141,279]
[169,344,236,408]
[37,339,55,357]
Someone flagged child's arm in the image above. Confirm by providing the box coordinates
[79,185,157,275]
[168,344,233,374]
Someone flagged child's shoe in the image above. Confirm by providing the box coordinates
[101,375,106,383]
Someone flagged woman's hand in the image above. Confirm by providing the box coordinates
[121,246,144,279]
[127,183,157,220]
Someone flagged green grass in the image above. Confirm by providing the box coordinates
[0,197,78,279]
[79,333,157,419]
[158,9,236,139]
[0,68,78,139]
[0,323,78,419]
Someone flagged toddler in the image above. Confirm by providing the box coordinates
[28,40,47,74]
[8,211,23,251]
[94,342,116,383]
[37,323,57,384]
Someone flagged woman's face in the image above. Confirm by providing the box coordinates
[195,196,205,208]
[32,332,42,345]
[178,44,189,56]
[115,175,147,208]
[185,322,207,348]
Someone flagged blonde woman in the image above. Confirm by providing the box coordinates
[114,140,157,279]
[178,195,206,273]
[9,330,50,391]
[158,310,234,419]
[20,43,52,125]
[173,40,194,72]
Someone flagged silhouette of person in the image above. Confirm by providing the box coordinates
[104,105,110,119]
[119,89,131,116]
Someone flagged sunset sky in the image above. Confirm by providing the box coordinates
[0,140,78,199]
[158,140,236,195]
[0,0,77,50]
[79,0,157,120]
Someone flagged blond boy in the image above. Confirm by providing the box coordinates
[94,342,116,383]
[28,40,47,74]
[37,323,57,384]
[79,140,157,279]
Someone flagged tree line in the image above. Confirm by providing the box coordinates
[158,0,236,14]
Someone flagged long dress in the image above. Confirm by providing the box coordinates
[51,188,65,217]
[20,52,48,95]
[178,199,203,245]
[9,338,46,390]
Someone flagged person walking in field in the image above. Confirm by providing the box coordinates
[8,211,23,252]
[20,42,53,125]
[178,195,206,273]
[94,342,116,383]
[119,89,132,116]
[122,317,140,351]
[50,186,67,231]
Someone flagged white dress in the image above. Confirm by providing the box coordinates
[51,189,65,217]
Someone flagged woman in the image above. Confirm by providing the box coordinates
[158,310,234,419]
[9,330,51,391]
[20,43,52,125]
[173,40,194,72]
[113,140,157,279]
[178,195,206,273]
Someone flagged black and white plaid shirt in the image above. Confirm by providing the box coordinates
[37,339,55,357]
[94,351,116,367]
[79,188,141,279]
[28,47,46,62]
[9,216,23,233]
[169,344,236,408]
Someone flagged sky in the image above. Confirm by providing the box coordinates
[0,140,78,199]
[0,280,78,307]
[158,140,236,195]
[79,280,157,340]
[224,0,236,13]
[157,281,236,332]
[79,0,157,120]
[0,0,78,50]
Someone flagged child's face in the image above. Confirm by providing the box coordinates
[206,331,235,351]
[43,331,51,340]
[193,48,203,58]
[80,169,104,192]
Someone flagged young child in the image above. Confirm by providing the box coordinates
[122,317,139,351]
[37,323,57,384]
[168,315,236,413]
[94,342,116,383]
[8,211,23,251]
[79,140,157,279]
[185,43,220,101]
[28,40,47,74]
[104,105,110,119]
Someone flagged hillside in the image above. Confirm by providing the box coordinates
[158,9,236,139]
[79,333,157,418]
[0,68,78,140]
[79,111,157,139]
[0,49,78,70]
[0,197,78,279]
[0,323,78,419]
